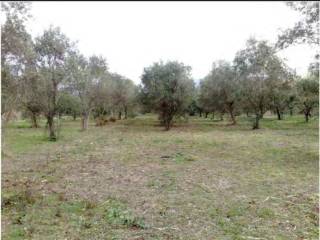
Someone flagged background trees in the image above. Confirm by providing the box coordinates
[57,92,81,120]
[1,1,318,136]
[140,61,194,130]
[110,73,137,120]
[201,61,240,125]
[65,53,109,130]
[296,66,319,122]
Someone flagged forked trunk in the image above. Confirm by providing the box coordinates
[227,103,236,125]
[163,114,173,131]
[30,112,39,128]
[305,112,310,122]
[304,106,311,122]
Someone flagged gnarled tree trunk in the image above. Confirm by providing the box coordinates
[47,114,56,141]
[30,112,39,128]
[81,112,89,131]
[124,106,128,119]
[276,107,282,120]
[252,113,261,130]
[226,102,236,125]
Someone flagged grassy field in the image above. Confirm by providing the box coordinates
[2,114,319,240]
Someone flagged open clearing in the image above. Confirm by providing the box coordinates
[2,115,319,240]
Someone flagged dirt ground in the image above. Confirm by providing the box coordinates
[2,115,319,239]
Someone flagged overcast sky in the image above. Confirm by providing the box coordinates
[26,1,315,84]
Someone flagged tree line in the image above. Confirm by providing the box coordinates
[1,2,319,140]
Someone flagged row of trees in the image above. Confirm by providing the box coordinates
[138,38,318,131]
[1,2,319,139]
[138,1,319,130]
[2,2,138,140]
[197,39,318,129]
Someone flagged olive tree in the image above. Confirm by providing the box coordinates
[234,38,288,129]
[203,61,240,124]
[140,61,194,130]
[110,73,137,119]
[65,53,108,130]
[57,92,81,120]
[1,1,33,122]
[35,26,72,140]
[20,64,46,128]
[198,76,224,120]
[296,66,319,122]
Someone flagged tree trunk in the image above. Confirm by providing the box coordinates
[259,105,264,119]
[227,103,236,125]
[205,112,208,118]
[252,114,260,130]
[229,109,236,125]
[164,117,171,131]
[124,106,128,119]
[164,115,173,131]
[289,108,293,116]
[47,115,56,141]
[260,111,264,119]
[118,111,122,120]
[220,112,224,121]
[199,110,202,117]
[30,112,39,128]
[81,112,89,131]
[73,112,77,121]
[246,111,250,117]
[305,112,309,122]
[276,107,282,120]
[165,121,170,131]
[212,111,214,120]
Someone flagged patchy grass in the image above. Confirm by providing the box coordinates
[2,114,319,239]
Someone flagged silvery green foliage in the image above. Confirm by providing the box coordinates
[234,38,290,128]
[34,26,73,139]
[296,67,319,122]
[141,61,195,130]
[277,1,319,49]
[200,60,240,124]
[1,1,33,118]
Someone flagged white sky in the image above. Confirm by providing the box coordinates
[26,1,316,84]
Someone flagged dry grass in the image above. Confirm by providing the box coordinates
[2,114,319,239]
